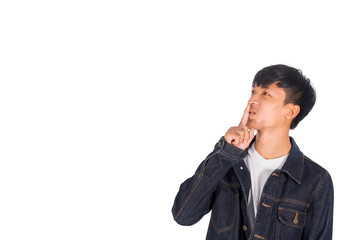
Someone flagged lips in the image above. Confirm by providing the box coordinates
[249,109,256,117]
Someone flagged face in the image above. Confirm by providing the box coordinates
[247,82,293,131]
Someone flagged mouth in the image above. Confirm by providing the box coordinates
[249,111,256,117]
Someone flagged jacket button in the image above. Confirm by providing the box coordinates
[217,141,222,148]
[242,225,248,231]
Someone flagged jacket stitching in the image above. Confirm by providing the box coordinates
[308,170,329,205]
[219,179,241,188]
[174,173,203,221]
[262,193,310,207]
[219,150,242,162]
[299,154,305,183]
[174,154,219,221]
[278,208,306,229]
[211,193,238,233]
[263,202,273,239]
[278,207,307,215]
[275,220,281,240]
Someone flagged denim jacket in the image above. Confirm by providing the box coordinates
[172,136,334,240]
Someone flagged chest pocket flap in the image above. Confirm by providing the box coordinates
[278,207,306,229]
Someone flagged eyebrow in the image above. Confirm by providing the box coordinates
[252,86,270,90]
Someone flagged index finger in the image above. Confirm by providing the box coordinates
[239,104,251,126]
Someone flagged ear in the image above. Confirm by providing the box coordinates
[285,104,300,120]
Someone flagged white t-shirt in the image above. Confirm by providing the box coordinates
[243,142,288,229]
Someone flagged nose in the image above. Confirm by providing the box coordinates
[248,96,258,106]
[248,89,260,106]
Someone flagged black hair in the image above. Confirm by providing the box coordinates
[252,64,316,129]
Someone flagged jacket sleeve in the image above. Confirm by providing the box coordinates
[301,171,334,240]
[171,136,246,226]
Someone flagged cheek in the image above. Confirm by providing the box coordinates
[261,104,283,119]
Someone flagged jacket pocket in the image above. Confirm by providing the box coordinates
[210,181,240,233]
[276,206,307,239]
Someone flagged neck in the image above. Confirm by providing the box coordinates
[254,129,291,159]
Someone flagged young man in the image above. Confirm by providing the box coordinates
[172,64,334,240]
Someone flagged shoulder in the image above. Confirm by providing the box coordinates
[302,154,332,186]
[303,155,329,174]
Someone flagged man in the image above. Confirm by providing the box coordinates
[172,64,334,240]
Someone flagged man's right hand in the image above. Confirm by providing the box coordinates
[224,104,255,150]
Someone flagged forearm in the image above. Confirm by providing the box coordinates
[172,136,246,225]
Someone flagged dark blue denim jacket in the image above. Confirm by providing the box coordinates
[172,136,334,240]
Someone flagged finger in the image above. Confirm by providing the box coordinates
[224,135,233,145]
[232,138,240,147]
[247,128,255,145]
[237,130,245,143]
[239,104,251,126]
[243,127,250,144]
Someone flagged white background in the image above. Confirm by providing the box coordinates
[0,1,351,239]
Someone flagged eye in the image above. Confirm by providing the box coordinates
[251,90,256,95]
[263,91,270,96]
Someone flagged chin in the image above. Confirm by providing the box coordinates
[247,121,258,130]
[248,120,267,131]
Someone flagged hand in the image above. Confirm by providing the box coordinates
[224,104,255,150]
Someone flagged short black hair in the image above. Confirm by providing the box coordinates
[252,64,316,129]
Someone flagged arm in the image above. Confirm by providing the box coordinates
[301,172,334,240]
[172,103,255,226]
[171,136,246,226]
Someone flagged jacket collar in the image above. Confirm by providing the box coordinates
[246,136,304,184]
[280,137,304,184]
